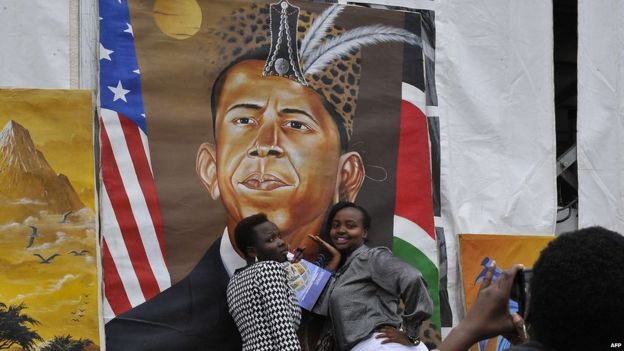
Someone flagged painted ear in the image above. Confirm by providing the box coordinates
[196,142,220,200]
[337,151,364,202]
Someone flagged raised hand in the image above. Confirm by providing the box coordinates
[307,234,341,272]
[438,262,528,351]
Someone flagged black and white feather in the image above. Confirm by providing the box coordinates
[302,24,421,75]
[299,4,345,58]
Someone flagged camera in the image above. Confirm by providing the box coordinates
[510,268,533,317]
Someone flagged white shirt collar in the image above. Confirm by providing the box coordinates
[219,227,246,277]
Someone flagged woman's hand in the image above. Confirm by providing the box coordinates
[307,234,341,272]
[464,262,526,341]
[290,247,305,263]
[374,326,416,346]
[502,313,528,346]
[438,262,528,351]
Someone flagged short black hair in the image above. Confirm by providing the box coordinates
[234,213,269,258]
[526,226,624,350]
[209,48,349,152]
[322,201,372,239]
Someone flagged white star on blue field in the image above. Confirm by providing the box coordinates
[99,0,147,132]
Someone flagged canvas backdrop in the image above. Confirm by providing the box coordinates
[99,0,445,348]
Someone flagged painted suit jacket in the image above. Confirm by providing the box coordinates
[105,237,242,351]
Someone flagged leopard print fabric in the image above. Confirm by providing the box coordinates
[210,2,361,139]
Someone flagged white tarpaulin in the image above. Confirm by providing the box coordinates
[578,1,624,232]
[346,0,557,330]
[437,0,556,235]
[0,0,71,88]
[436,0,556,326]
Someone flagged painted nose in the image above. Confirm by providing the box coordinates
[248,144,284,157]
[248,121,284,157]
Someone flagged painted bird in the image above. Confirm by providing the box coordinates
[33,253,60,264]
[25,226,38,248]
[68,250,89,256]
[60,210,73,223]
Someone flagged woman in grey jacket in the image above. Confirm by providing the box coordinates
[310,202,433,351]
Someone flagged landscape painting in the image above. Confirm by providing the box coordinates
[0,89,100,351]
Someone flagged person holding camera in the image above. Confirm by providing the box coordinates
[436,226,624,351]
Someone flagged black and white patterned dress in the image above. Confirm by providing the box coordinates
[227,260,301,351]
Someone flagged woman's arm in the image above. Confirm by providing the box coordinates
[369,248,433,342]
[258,262,301,351]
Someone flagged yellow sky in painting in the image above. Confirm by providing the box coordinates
[0,211,100,346]
[0,89,100,347]
[0,89,95,210]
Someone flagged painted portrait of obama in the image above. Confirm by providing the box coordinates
[196,2,418,265]
[105,2,425,350]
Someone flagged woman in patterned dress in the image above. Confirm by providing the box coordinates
[226,213,301,351]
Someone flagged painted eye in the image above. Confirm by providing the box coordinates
[283,120,309,130]
[235,117,257,125]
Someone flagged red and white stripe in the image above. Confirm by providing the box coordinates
[393,79,438,264]
[100,108,170,321]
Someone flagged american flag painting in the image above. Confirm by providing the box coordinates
[99,0,171,320]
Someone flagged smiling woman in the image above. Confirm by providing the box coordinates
[313,202,433,351]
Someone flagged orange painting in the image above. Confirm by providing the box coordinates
[0,89,100,350]
[458,234,554,351]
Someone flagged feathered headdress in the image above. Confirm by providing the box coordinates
[266,1,420,80]
[212,1,422,141]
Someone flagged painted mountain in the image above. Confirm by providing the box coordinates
[0,120,84,223]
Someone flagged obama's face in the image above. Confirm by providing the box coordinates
[197,60,363,240]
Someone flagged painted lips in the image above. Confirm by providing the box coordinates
[240,172,288,190]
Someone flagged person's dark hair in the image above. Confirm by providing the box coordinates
[209,47,349,152]
[234,213,269,258]
[526,226,624,351]
[322,201,372,239]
